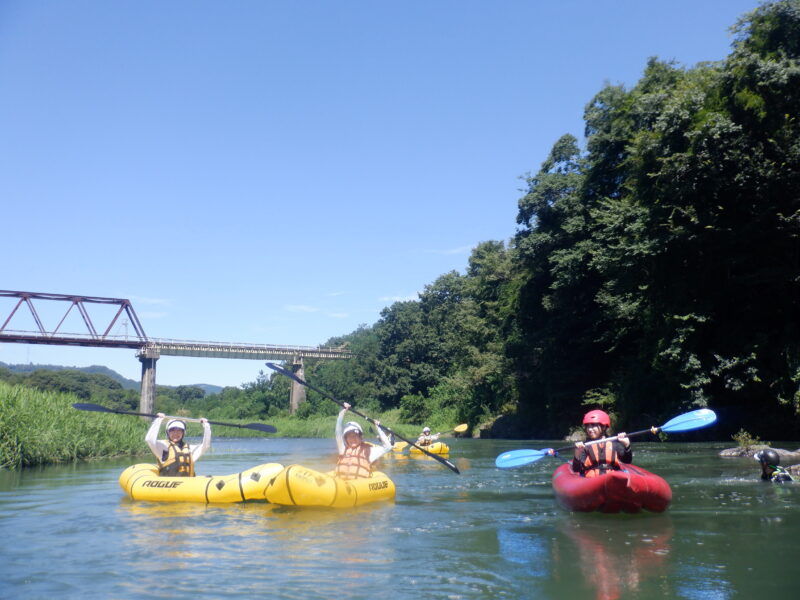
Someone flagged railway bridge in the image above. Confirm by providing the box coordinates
[0,290,353,414]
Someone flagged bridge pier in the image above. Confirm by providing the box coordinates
[137,347,160,416]
[289,356,306,414]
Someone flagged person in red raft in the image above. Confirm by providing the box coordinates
[569,409,656,477]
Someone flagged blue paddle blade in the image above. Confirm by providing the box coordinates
[660,408,717,433]
[495,449,552,469]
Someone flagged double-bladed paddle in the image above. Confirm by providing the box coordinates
[265,362,460,474]
[72,402,278,434]
[495,408,717,469]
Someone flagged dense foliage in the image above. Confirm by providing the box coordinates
[295,1,800,440]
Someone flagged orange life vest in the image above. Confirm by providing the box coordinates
[158,441,195,477]
[336,443,373,480]
[580,441,620,478]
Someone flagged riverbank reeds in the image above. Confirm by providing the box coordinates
[0,381,146,469]
[1,381,457,468]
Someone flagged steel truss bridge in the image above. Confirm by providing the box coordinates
[0,290,352,413]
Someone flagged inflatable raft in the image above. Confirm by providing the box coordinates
[263,464,395,508]
[551,463,672,513]
[120,462,395,508]
[119,462,284,503]
[409,441,449,455]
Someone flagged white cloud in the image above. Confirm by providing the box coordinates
[285,304,319,313]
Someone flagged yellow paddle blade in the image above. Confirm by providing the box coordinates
[393,441,409,451]
[453,423,468,433]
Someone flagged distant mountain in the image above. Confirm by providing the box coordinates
[0,362,223,395]
[193,383,224,395]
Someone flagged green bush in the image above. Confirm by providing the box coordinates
[0,381,146,469]
[731,428,762,449]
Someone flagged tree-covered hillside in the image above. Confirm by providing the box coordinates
[294,1,800,440]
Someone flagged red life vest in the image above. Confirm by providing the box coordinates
[336,443,373,480]
[580,441,620,478]
[158,441,195,477]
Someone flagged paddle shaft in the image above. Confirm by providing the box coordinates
[265,363,460,474]
[550,426,659,455]
[71,403,276,433]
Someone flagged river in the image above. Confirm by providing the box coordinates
[1,438,798,599]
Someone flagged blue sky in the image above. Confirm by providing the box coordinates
[1,0,759,387]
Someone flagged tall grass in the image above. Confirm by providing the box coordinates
[0,381,462,469]
[0,381,146,469]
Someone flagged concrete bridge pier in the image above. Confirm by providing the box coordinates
[137,347,160,416]
[289,356,306,414]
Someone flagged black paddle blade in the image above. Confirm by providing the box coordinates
[73,403,113,413]
[243,423,278,433]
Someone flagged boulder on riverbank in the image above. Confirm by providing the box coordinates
[719,445,800,474]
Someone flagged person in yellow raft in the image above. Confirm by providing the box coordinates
[145,413,211,476]
[416,426,440,447]
[335,402,392,479]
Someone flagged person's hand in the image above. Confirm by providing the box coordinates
[157,412,165,418]
[574,441,585,449]
[650,426,659,435]
[343,402,351,411]
[374,420,380,428]
[617,432,630,448]
[200,418,208,424]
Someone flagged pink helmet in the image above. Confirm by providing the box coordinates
[582,409,611,427]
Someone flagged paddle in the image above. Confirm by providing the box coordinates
[265,362,460,474]
[495,408,717,469]
[394,423,468,451]
[72,403,278,434]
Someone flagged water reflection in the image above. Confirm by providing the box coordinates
[554,515,673,600]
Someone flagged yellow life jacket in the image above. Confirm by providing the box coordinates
[336,443,372,480]
[158,441,195,477]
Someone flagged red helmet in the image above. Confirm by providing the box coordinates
[582,410,611,427]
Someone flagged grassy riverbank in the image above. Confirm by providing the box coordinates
[0,381,146,469]
[0,381,435,469]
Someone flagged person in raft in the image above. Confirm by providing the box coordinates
[335,403,392,480]
[754,449,794,483]
[145,413,211,477]
[416,426,440,447]
[570,409,655,477]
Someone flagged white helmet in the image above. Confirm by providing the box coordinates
[423,427,431,434]
[166,419,186,431]
[342,421,363,436]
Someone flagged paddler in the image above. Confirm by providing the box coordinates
[754,449,794,483]
[416,426,440,447]
[335,402,392,480]
[145,413,211,477]
[571,409,653,477]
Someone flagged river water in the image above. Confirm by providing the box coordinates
[1,438,798,599]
